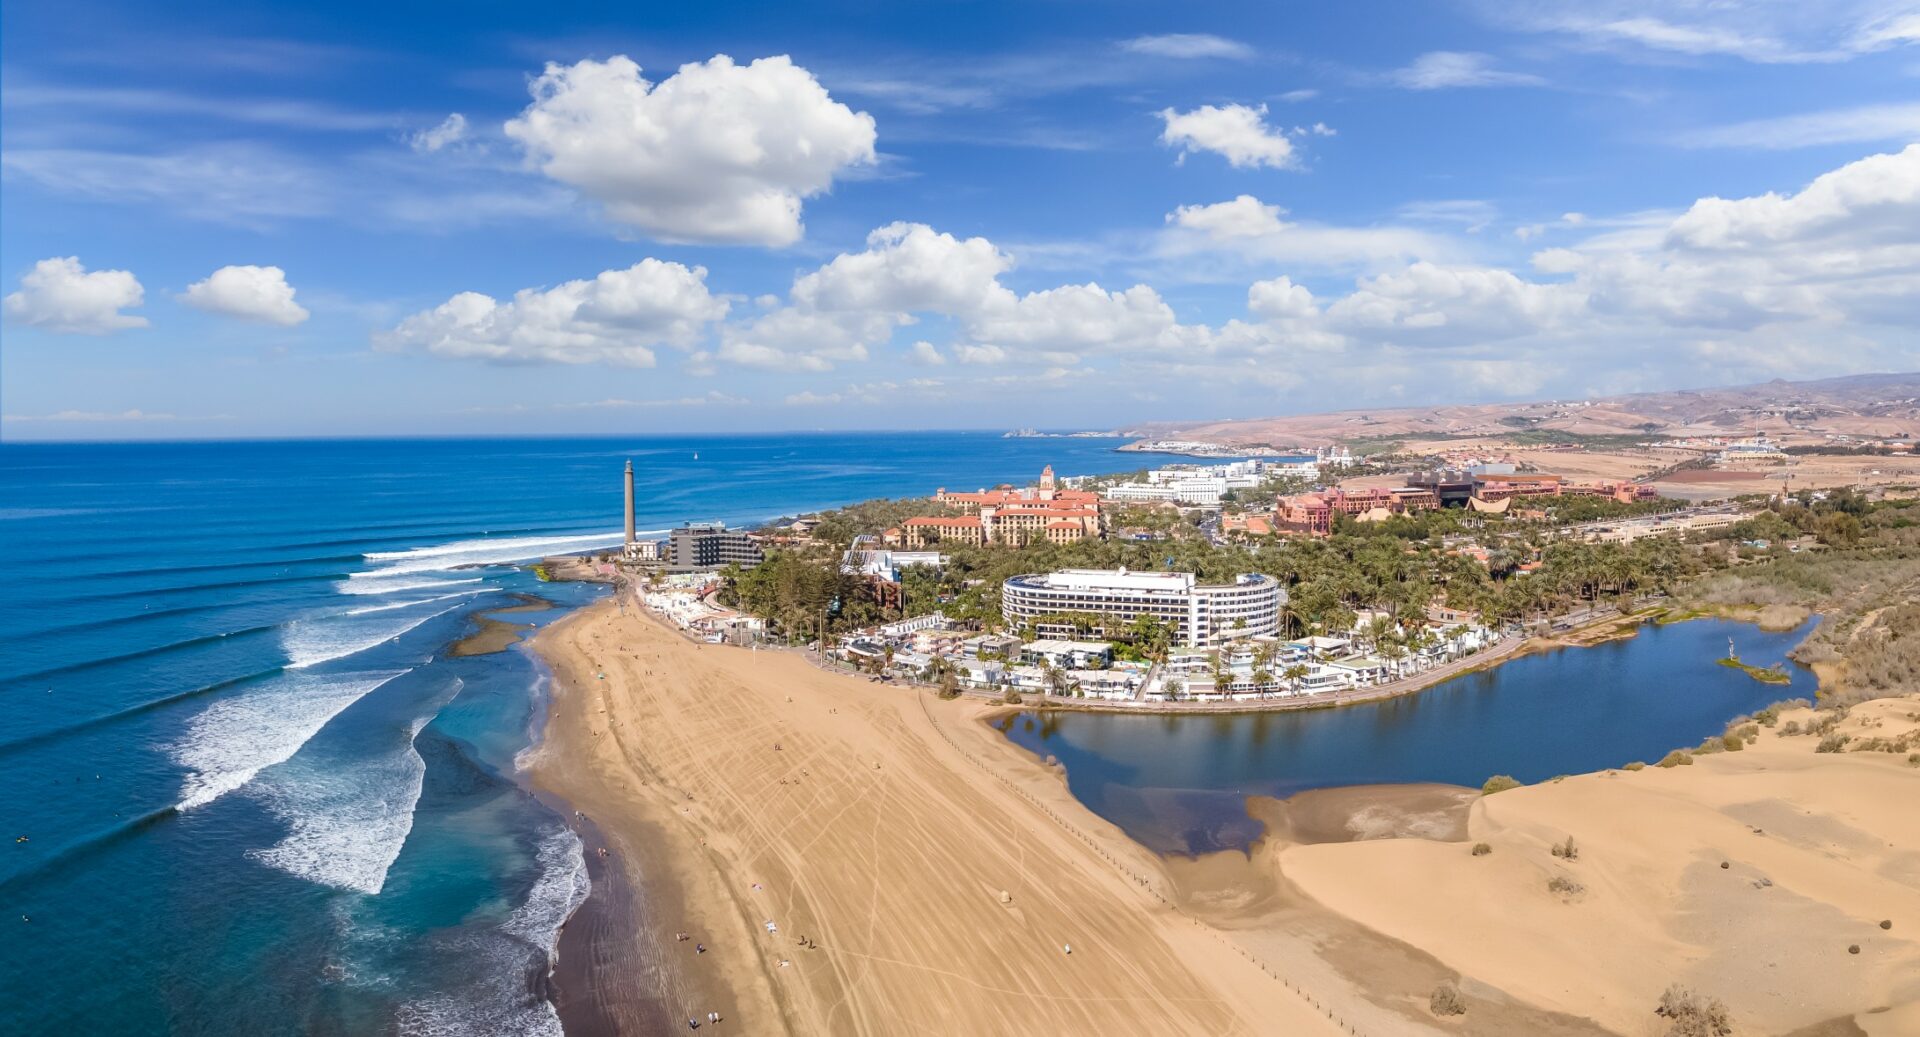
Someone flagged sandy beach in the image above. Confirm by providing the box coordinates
[531,592,1920,1035]
[529,596,1351,1035]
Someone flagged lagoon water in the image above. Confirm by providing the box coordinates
[1001,617,1819,856]
[0,433,1159,1036]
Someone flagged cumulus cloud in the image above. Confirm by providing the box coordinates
[1119,34,1253,59]
[1158,104,1298,169]
[709,220,1213,371]
[377,259,727,366]
[1392,51,1545,89]
[1664,143,1920,250]
[1164,195,1443,267]
[3,257,147,334]
[505,54,877,246]
[1247,276,1317,320]
[181,265,310,325]
[409,113,468,153]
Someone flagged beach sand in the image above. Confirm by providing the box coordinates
[1279,697,1920,1035]
[531,593,1920,1035]
[529,597,1349,1035]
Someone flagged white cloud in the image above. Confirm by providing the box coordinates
[1278,89,1319,103]
[1,408,184,423]
[3,257,147,334]
[953,343,1009,365]
[1164,195,1443,267]
[910,340,946,365]
[505,54,877,246]
[409,113,468,153]
[0,145,333,226]
[793,222,1011,314]
[1119,34,1253,59]
[377,259,727,366]
[1326,261,1587,341]
[1158,104,1298,169]
[1392,51,1545,89]
[1685,102,1920,150]
[181,265,309,326]
[1664,143,1920,249]
[1247,276,1317,320]
[1487,1,1920,64]
[555,391,745,409]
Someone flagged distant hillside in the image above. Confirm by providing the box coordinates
[1121,372,1920,448]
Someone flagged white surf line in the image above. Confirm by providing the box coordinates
[173,670,408,811]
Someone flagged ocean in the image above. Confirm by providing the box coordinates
[0,432,1165,1036]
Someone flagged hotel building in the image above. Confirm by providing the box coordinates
[903,465,1104,547]
[1000,568,1283,647]
[664,521,765,572]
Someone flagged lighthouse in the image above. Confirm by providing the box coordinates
[623,460,636,546]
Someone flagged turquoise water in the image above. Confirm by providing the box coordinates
[1001,618,1819,855]
[0,433,1164,1035]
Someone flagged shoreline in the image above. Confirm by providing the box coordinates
[524,590,1360,1034]
[523,580,1916,1035]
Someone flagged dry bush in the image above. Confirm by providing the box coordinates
[1816,733,1851,753]
[1657,750,1695,768]
[1623,761,1647,771]
[1481,774,1522,795]
[1471,842,1492,856]
[1655,984,1733,1037]
[1429,982,1467,1017]
[1547,875,1583,895]
[1551,836,1579,861]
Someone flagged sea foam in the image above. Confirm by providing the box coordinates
[173,670,407,810]
[357,532,628,579]
[503,826,590,946]
[282,603,461,669]
[394,827,586,1037]
[247,716,432,895]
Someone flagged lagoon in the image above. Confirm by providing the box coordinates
[999,617,1818,856]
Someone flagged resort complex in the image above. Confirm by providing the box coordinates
[1000,568,1282,647]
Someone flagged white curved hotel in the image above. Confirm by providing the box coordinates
[1000,568,1283,647]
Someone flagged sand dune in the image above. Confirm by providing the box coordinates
[1281,698,1920,1035]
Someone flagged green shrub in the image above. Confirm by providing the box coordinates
[1482,774,1522,795]
[1623,761,1647,771]
[1657,750,1694,768]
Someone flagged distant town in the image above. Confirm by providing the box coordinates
[593,426,1905,711]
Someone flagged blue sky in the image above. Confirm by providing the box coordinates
[3,0,1917,439]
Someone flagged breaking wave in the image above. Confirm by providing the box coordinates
[173,670,407,810]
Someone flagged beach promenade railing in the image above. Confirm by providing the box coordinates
[913,695,1369,1037]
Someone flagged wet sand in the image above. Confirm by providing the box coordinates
[449,595,553,657]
